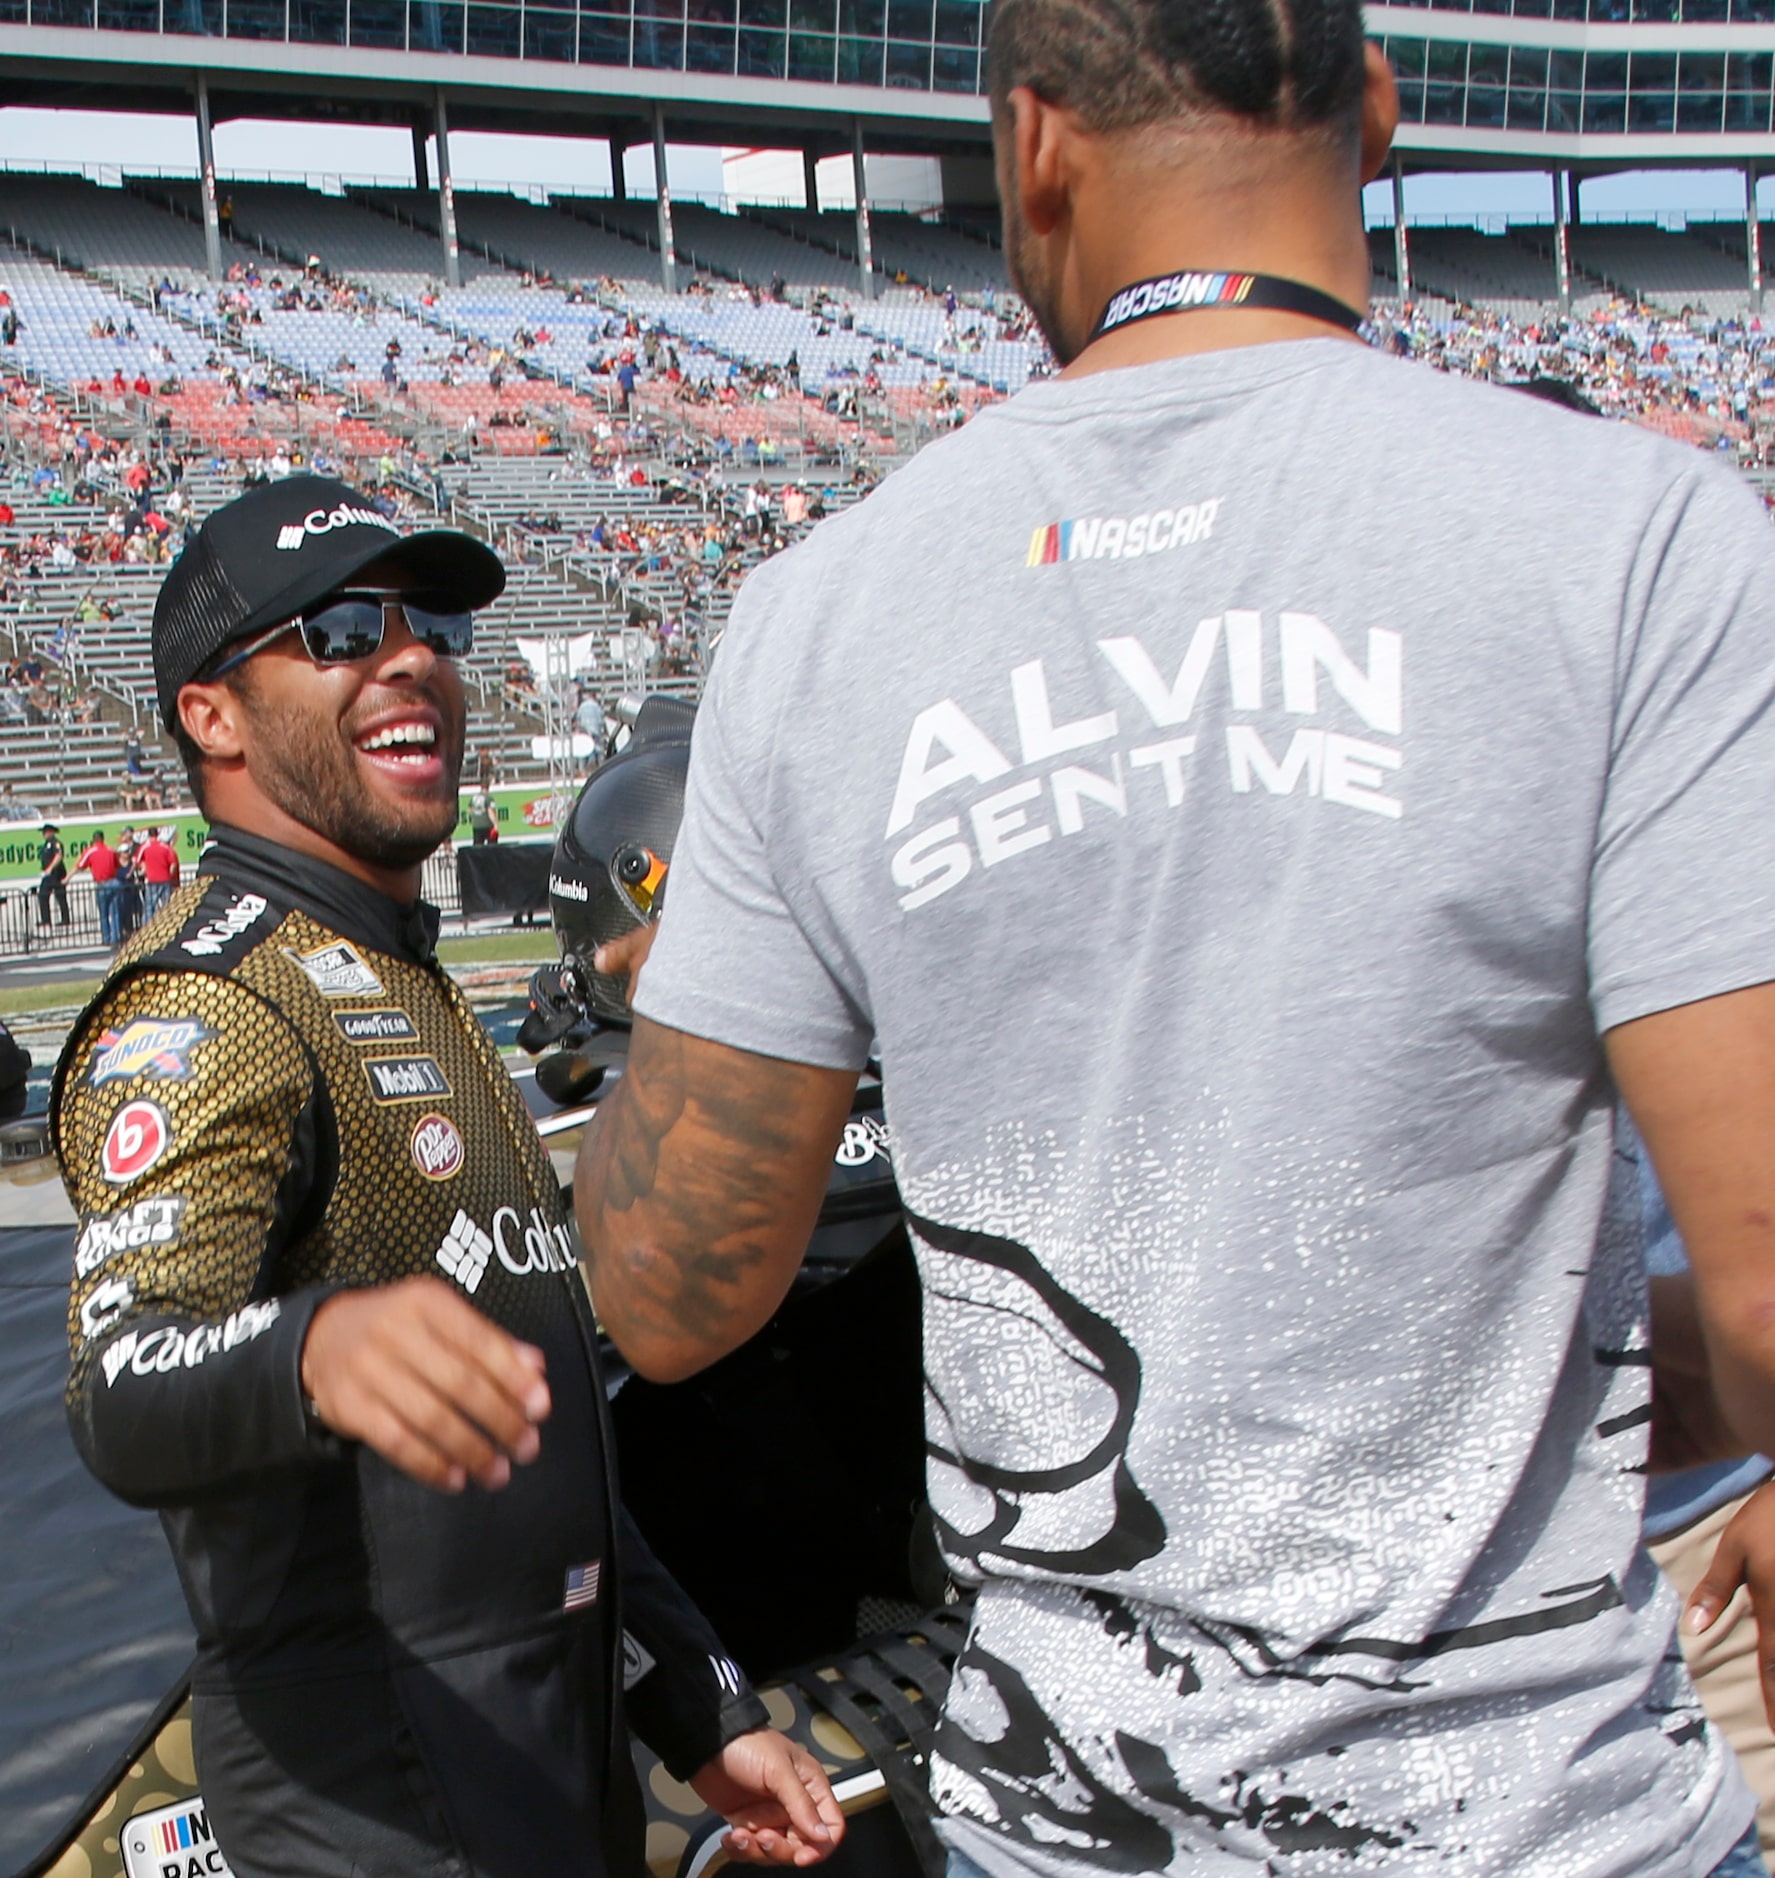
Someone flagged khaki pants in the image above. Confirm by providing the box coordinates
[1653,1491,1775,1855]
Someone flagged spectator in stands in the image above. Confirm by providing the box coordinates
[124,727,148,779]
[135,824,179,919]
[76,829,122,949]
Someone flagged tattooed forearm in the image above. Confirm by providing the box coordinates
[574,1016,858,1380]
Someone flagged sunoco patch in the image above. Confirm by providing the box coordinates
[89,1017,216,1085]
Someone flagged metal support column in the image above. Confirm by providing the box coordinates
[652,104,677,294]
[610,139,627,202]
[195,75,222,281]
[1748,164,1763,313]
[435,89,461,290]
[1390,156,1409,302]
[1552,166,1571,315]
[852,120,875,300]
[412,118,431,193]
[803,149,820,211]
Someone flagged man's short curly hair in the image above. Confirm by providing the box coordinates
[986,0,1367,136]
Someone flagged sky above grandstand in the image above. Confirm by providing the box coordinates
[0,105,1770,225]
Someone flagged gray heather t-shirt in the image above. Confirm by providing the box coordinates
[637,339,1775,1876]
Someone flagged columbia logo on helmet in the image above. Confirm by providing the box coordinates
[275,505,403,551]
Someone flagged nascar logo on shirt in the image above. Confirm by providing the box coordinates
[76,1194,186,1276]
[102,1099,172,1185]
[89,1017,216,1085]
[284,940,386,998]
[121,1795,235,1878]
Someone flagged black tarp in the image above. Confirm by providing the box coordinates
[0,1225,193,1878]
[456,842,552,921]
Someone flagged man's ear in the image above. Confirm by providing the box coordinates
[177,681,248,763]
[1360,41,1400,187]
[1006,85,1074,239]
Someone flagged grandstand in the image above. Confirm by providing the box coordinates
[8,170,1775,827]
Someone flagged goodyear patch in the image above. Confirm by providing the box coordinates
[89,1017,216,1086]
[334,1007,418,1044]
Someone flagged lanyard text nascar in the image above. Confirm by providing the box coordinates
[1090,270,1366,344]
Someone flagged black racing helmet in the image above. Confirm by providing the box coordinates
[548,695,696,1026]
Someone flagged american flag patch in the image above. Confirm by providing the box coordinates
[564,1559,602,1610]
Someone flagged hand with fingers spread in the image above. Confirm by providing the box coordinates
[300,1275,552,1492]
[1684,1476,1775,1728]
[689,1729,847,1866]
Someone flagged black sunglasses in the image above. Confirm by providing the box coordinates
[208,590,475,680]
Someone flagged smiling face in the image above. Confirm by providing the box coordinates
[216,583,467,878]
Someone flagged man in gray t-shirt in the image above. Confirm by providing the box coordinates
[575,5,1775,1874]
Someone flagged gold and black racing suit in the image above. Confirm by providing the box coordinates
[55,824,765,1878]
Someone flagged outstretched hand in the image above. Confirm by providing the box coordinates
[1684,1476,1775,1728]
[300,1275,552,1493]
[689,1728,846,1866]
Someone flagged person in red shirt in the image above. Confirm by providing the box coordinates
[135,825,180,919]
[75,831,122,947]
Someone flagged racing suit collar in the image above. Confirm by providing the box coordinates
[200,822,442,964]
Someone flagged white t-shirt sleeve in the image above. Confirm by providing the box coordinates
[634,593,874,1071]
[1590,462,1775,1032]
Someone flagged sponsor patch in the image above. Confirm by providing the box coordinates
[274,502,402,551]
[709,1653,743,1696]
[834,1115,891,1169]
[284,940,385,998]
[621,1630,657,1690]
[1024,498,1220,568]
[76,1195,187,1277]
[101,1099,172,1185]
[365,1056,451,1103]
[101,1299,282,1388]
[89,1017,216,1085]
[122,1795,235,1878]
[80,1274,135,1341]
[411,1112,465,1181]
[549,874,589,903]
[564,1559,602,1611]
[180,892,269,959]
[334,1007,418,1044]
[435,1207,492,1292]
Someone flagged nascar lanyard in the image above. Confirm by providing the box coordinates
[1090,269,1366,345]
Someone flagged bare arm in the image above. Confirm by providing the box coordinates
[575,1015,858,1381]
[1610,980,1775,1460]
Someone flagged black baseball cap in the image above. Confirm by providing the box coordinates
[152,475,505,732]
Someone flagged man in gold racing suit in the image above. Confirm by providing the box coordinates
[54,476,842,1878]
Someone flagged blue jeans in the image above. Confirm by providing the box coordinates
[948,1823,1767,1877]
[1713,1825,1770,1878]
[94,878,121,947]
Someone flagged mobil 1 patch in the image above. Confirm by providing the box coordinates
[364,1055,452,1103]
[334,1007,419,1045]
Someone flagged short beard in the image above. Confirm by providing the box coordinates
[1001,183,1078,368]
[230,669,462,873]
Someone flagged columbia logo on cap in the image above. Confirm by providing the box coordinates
[275,504,404,551]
